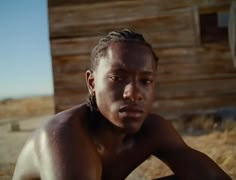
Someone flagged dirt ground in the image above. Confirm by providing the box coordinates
[0,97,235,179]
[0,115,51,179]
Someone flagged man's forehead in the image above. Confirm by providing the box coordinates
[109,66,156,75]
[97,42,156,73]
[106,41,154,60]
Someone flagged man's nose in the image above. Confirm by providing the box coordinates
[123,82,143,102]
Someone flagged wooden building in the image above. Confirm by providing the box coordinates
[48,0,236,119]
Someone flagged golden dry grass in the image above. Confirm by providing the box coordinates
[0,96,54,119]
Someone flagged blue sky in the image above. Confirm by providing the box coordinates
[0,0,53,100]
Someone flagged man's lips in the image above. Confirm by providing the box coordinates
[119,105,144,118]
[119,106,144,113]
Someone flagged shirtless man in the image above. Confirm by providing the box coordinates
[13,29,231,180]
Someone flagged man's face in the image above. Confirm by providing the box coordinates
[90,41,156,133]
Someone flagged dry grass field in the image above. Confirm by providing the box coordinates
[0,96,235,179]
[0,96,54,119]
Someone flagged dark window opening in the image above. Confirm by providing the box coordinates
[200,12,229,43]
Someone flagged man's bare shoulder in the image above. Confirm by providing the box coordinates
[25,103,89,145]
[142,113,186,153]
[44,102,89,130]
[34,102,91,152]
[13,103,101,179]
[142,113,174,135]
[19,102,89,155]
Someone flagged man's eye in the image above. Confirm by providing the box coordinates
[110,75,121,81]
[141,79,153,85]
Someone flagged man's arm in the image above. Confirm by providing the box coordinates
[156,144,231,180]
[147,114,232,180]
[13,139,40,180]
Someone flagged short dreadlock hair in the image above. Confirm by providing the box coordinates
[90,29,159,71]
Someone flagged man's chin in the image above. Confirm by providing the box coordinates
[122,123,143,134]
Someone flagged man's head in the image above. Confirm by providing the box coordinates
[90,29,158,71]
[86,29,158,133]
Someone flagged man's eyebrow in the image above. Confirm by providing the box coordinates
[109,67,128,73]
[141,71,156,76]
[110,67,156,75]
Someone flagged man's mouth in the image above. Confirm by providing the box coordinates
[119,105,144,118]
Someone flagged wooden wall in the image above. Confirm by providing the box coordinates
[48,0,236,117]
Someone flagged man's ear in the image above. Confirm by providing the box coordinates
[85,70,95,94]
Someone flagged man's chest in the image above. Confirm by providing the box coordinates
[99,141,153,180]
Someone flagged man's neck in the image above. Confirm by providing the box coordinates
[88,111,135,155]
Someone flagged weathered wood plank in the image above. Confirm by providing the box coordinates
[53,72,87,91]
[152,95,236,115]
[157,53,233,65]
[50,37,99,56]
[48,0,202,17]
[157,62,236,81]
[50,30,198,56]
[48,0,232,11]
[49,5,199,43]
[156,43,231,64]
[157,72,236,83]
[156,78,236,99]
[49,13,197,38]
[52,55,90,73]
[48,0,124,7]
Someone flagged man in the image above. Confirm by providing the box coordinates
[13,29,231,180]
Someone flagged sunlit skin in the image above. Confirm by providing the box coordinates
[13,41,232,180]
